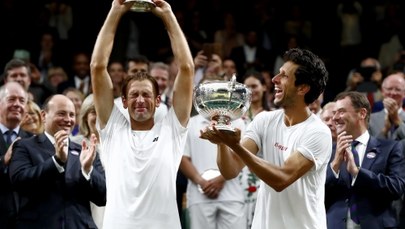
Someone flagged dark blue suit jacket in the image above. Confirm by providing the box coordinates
[9,134,106,229]
[325,136,405,229]
[0,129,33,229]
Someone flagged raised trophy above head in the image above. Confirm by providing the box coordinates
[124,0,155,12]
[193,74,252,133]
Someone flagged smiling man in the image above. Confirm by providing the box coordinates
[0,82,32,228]
[325,91,405,228]
[200,48,331,228]
[9,94,106,229]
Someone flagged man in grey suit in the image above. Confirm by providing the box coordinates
[0,82,33,228]
[369,72,405,140]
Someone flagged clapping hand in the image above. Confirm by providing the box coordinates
[80,134,98,174]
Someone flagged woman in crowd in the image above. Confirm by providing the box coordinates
[20,100,44,135]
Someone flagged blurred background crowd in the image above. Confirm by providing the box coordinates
[1,0,405,103]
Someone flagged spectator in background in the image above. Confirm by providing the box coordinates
[193,49,224,87]
[344,57,383,111]
[71,94,105,229]
[149,62,171,107]
[180,85,247,229]
[20,100,44,135]
[126,54,150,74]
[273,33,302,76]
[57,51,92,97]
[63,87,84,136]
[0,82,32,229]
[320,102,337,144]
[260,68,277,111]
[184,11,211,56]
[229,28,274,82]
[44,66,68,94]
[369,72,405,140]
[240,70,270,228]
[222,57,237,80]
[309,92,324,117]
[27,63,54,106]
[214,12,244,59]
[46,0,73,47]
[3,59,51,106]
[107,60,126,99]
[30,29,64,83]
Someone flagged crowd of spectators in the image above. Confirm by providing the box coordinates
[1,0,405,102]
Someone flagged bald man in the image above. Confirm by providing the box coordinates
[9,94,106,229]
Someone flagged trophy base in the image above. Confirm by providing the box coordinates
[210,125,236,134]
[124,0,155,12]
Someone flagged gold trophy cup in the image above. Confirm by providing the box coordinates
[124,0,155,12]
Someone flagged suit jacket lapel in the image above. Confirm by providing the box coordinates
[66,140,81,172]
[37,134,56,157]
[16,129,33,139]
[361,137,379,170]
[0,131,7,155]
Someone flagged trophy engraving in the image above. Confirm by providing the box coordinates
[193,74,252,132]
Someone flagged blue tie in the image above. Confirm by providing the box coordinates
[350,140,360,224]
[352,140,360,167]
[4,130,13,147]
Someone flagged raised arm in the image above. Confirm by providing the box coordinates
[90,0,131,128]
[152,0,194,127]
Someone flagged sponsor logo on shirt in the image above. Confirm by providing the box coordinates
[274,142,288,151]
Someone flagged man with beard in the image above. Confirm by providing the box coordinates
[200,48,331,228]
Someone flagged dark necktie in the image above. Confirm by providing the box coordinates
[4,130,13,147]
[352,140,360,167]
[350,140,360,224]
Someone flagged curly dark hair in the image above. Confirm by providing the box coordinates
[283,48,328,104]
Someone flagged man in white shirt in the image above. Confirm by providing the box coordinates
[201,48,331,228]
[90,0,194,228]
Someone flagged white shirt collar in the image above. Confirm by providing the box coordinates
[355,131,370,147]
[0,123,20,135]
[44,131,56,144]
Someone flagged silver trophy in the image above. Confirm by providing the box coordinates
[124,0,155,12]
[193,74,252,133]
